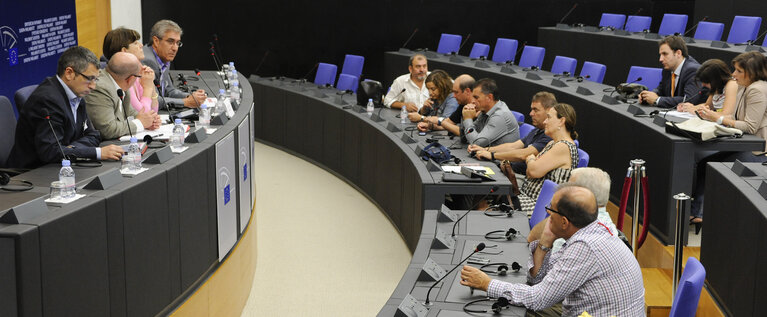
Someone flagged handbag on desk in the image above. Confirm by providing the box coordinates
[665,118,743,141]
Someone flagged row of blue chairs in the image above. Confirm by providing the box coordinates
[600,13,764,44]
[1,86,39,166]
[313,54,365,92]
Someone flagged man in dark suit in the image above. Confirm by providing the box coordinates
[7,46,123,169]
[142,19,206,109]
[639,35,707,108]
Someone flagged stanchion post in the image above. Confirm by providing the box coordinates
[630,159,645,257]
[672,193,691,298]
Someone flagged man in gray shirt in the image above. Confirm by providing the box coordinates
[462,78,519,147]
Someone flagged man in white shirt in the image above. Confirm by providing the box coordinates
[383,54,429,112]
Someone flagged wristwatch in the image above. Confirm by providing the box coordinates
[438,117,445,126]
[420,115,425,122]
[538,243,552,252]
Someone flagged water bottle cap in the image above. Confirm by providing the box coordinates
[233,81,239,86]
[200,104,207,109]
[130,137,138,143]
[229,62,234,67]
[62,159,71,166]
[368,98,372,102]
[174,118,182,124]
[219,89,226,94]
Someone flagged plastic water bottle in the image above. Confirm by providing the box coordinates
[128,137,142,170]
[366,98,374,117]
[171,118,185,150]
[199,104,210,129]
[230,81,241,103]
[59,159,76,199]
[400,104,408,124]
[215,89,227,116]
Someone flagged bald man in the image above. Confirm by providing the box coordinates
[460,184,644,316]
[85,52,161,140]
[417,74,476,135]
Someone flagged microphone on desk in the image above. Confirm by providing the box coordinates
[380,88,407,117]
[42,108,70,161]
[425,242,486,305]
[195,68,219,99]
[208,45,222,72]
[156,83,177,123]
[452,186,499,237]
[514,41,527,65]
[212,34,225,63]
[253,50,270,76]
[681,16,708,37]
[401,28,419,50]
[748,28,767,46]
[454,33,471,55]
[117,89,134,139]
[622,8,643,30]
[296,63,319,84]
[558,3,577,25]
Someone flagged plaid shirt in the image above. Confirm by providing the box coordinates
[487,221,645,316]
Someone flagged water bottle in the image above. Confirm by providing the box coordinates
[215,89,227,115]
[128,137,141,170]
[366,98,374,117]
[400,104,408,124]
[230,81,241,103]
[171,118,185,150]
[199,104,210,129]
[59,159,76,199]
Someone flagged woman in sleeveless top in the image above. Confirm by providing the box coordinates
[518,103,580,214]
[677,59,737,115]
[408,70,459,122]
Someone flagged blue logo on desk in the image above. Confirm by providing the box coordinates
[223,184,230,205]
[243,164,247,181]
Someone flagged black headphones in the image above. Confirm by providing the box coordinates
[484,203,514,217]
[0,170,34,192]
[480,262,522,276]
[463,297,510,314]
[485,227,518,241]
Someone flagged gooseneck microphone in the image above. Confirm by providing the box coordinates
[195,69,219,99]
[42,108,70,161]
[683,16,708,37]
[156,83,176,123]
[558,3,577,25]
[425,242,486,305]
[117,89,134,139]
[212,34,224,63]
[452,186,499,237]
[456,33,472,54]
[382,88,407,117]
[514,41,527,64]
[253,50,270,76]
[297,63,319,84]
[623,8,643,30]
[750,28,767,46]
[401,28,419,49]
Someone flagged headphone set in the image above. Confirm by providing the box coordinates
[463,297,511,314]
[480,262,522,276]
[0,170,33,192]
[485,227,519,241]
[483,203,515,217]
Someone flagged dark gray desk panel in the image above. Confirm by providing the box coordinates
[0,224,41,317]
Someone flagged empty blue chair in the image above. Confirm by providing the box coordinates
[340,54,364,80]
[469,43,490,59]
[518,46,545,69]
[529,180,558,228]
[624,16,652,32]
[726,16,762,43]
[579,61,607,84]
[510,110,525,123]
[599,13,625,29]
[491,38,518,63]
[693,21,725,41]
[627,66,663,90]
[577,148,590,168]
[313,63,337,87]
[336,74,359,92]
[658,14,688,36]
[436,33,462,54]
[551,56,577,75]
[0,96,16,168]
[13,84,38,118]
[519,123,535,139]
[669,257,706,317]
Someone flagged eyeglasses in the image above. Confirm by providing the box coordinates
[162,38,183,47]
[545,204,568,219]
[73,69,99,83]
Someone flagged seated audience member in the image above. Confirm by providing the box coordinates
[677,59,737,115]
[7,46,123,168]
[103,27,159,113]
[462,78,519,147]
[460,185,645,316]
[85,52,161,140]
[143,19,206,108]
[407,70,458,122]
[638,35,707,108]
[689,51,767,230]
[383,54,429,112]
[417,74,475,136]
[517,103,579,214]
[469,91,556,173]
[528,167,620,253]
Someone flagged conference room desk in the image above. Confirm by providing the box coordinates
[249,77,511,251]
[385,50,764,245]
[538,26,762,86]
[701,161,767,316]
[0,71,255,317]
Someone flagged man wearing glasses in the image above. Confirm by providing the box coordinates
[8,46,124,168]
[142,19,206,108]
[85,52,162,140]
[460,184,644,316]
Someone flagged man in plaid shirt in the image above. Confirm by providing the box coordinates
[460,184,645,316]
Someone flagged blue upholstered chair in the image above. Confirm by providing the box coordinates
[598,13,625,29]
[627,66,663,90]
[624,16,652,32]
[529,180,558,228]
[436,33,462,54]
[336,74,359,92]
[693,21,725,41]
[726,16,762,44]
[492,38,518,63]
[511,110,525,123]
[579,61,607,84]
[0,96,17,168]
[519,123,535,139]
[668,257,706,317]
[658,14,688,36]
[13,84,38,118]
[313,63,337,87]
[469,43,490,59]
[340,54,364,80]
[550,56,577,75]
[577,148,590,168]
[518,46,545,69]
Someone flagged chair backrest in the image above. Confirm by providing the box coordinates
[336,74,359,92]
[510,110,525,123]
[669,257,706,317]
[727,16,762,44]
[577,148,590,168]
[579,61,607,84]
[551,56,577,75]
[340,54,364,80]
[627,66,663,90]
[599,13,626,29]
[529,180,558,228]
[518,46,545,69]
[624,16,652,32]
[13,84,38,119]
[436,33,462,54]
[693,21,725,41]
[0,96,17,168]
[658,14,688,36]
[519,123,535,139]
[492,38,518,63]
[469,43,490,59]
[313,63,338,87]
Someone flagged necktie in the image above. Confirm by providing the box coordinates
[670,73,677,97]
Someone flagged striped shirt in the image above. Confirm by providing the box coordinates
[487,220,645,316]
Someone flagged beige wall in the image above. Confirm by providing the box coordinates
[76,0,111,57]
